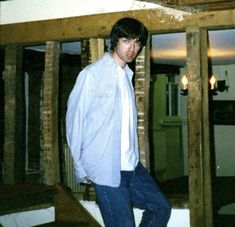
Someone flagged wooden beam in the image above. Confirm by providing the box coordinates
[42,41,60,185]
[1,8,235,46]
[89,38,105,63]
[80,39,91,69]
[137,0,235,11]
[198,3,235,11]
[178,0,233,5]
[0,8,186,45]
[142,0,235,5]
[140,0,178,5]
[3,45,25,184]
[178,0,235,12]
[186,9,235,29]
[200,29,213,227]
[178,0,235,11]
[186,26,213,227]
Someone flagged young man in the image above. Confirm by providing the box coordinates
[66,17,171,227]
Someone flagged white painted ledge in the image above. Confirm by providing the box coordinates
[79,200,190,227]
[0,207,55,227]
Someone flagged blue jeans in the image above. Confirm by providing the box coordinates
[92,162,171,227]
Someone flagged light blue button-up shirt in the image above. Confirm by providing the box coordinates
[66,53,139,187]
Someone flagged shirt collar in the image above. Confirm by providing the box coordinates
[103,52,134,79]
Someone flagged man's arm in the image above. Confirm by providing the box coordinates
[66,71,95,182]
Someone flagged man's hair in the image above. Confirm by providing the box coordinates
[110,17,148,51]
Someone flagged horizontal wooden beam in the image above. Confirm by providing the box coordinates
[0,9,187,45]
[187,9,235,28]
[178,0,235,11]
[140,0,235,11]
[143,0,234,5]
[178,0,233,5]
[1,8,235,46]
[203,4,235,12]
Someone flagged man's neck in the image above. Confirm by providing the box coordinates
[110,52,126,69]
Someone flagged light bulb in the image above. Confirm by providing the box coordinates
[181,75,188,90]
[209,75,216,90]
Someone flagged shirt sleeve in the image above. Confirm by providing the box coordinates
[65,70,94,182]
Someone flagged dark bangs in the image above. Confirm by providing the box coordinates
[110,18,148,51]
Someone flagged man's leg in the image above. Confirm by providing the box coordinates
[130,162,171,227]
[92,172,135,227]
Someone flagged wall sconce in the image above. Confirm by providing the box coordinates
[209,70,230,95]
[180,70,230,96]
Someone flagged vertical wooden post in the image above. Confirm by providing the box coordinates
[186,27,213,227]
[81,38,104,66]
[42,41,60,185]
[201,28,214,227]
[81,39,91,69]
[89,38,104,63]
[135,45,150,169]
[3,45,25,184]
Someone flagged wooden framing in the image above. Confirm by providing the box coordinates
[0,9,182,45]
[1,9,235,46]
[3,45,25,184]
[1,6,235,227]
[141,0,235,11]
[179,0,233,3]
[186,27,213,227]
[42,41,60,185]
[89,38,105,63]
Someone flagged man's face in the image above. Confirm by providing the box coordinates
[113,37,142,68]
